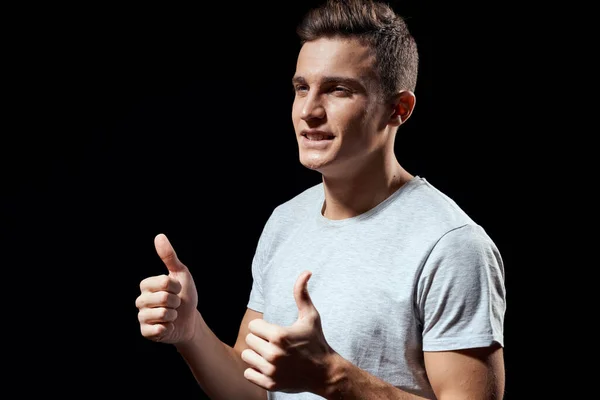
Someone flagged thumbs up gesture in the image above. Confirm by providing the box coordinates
[241,271,336,394]
[135,234,199,344]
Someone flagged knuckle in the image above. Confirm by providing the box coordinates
[264,380,277,391]
[137,309,150,323]
[274,327,286,340]
[269,328,287,346]
[158,274,171,289]
[139,279,149,292]
[263,349,280,363]
[159,291,171,305]
[139,275,168,292]
[134,295,144,309]
[264,364,276,377]
[140,323,162,339]
[170,295,181,308]
[156,307,169,319]
[167,308,178,322]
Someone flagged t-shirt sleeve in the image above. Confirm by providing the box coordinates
[247,248,265,313]
[417,223,506,351]
[246,213,278,313]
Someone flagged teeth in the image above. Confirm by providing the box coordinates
[306,134,331,140]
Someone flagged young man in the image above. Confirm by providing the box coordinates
[135,0,506,398]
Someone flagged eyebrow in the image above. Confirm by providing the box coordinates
[292,75,364,89]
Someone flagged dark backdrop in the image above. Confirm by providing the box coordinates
[3,1,546,398]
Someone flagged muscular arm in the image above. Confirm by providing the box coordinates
[425,345,504,399]
[321,345,504,400]
[175,308,267,400]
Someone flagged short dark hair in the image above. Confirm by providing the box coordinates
[296,0,419,100]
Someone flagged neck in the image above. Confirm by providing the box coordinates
[320,155,413,220]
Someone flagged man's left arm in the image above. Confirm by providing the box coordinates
[320,344,504,399]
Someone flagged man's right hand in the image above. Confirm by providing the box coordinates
[135,233,199,344]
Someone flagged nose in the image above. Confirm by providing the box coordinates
[300,93,325,121]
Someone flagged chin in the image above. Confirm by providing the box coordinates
[299,153,330,172]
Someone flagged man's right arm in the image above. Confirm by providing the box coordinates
[175,308,267,400]
[137,234,267,400]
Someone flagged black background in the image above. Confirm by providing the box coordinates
[2,1,555,398]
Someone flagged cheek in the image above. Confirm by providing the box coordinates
[332,102,365,123]
[337,110,368,138]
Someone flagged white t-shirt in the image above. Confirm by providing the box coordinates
[247,176,506,399]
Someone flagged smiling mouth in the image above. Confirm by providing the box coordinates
[303,133,335,140]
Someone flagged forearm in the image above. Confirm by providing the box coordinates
[175,311,266,400]
[321,353,428,400]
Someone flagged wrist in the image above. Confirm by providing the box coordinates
[174,311,204,353]
[319,352,349,400]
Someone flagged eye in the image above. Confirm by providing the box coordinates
[331,86,352,96]
[294,84,309,93]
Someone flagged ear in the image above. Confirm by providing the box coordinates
[388,90,416,127]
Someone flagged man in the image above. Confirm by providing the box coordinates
[135,0,506,398]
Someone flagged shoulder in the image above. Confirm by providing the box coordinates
[397,177,480,233]
[424,223,504,282]
[436,223,500,255]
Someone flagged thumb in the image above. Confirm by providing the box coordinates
[154,233,186,273]
[294,270,315,318]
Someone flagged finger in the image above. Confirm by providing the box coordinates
[136,291,181,310]
[154,233,186,273]
[138,308,178,324]
[293,270,315,317]
[140,322,174,341]
[241,348,275,377]
[244,367,276,391]
[247,318,285,343]
[138,307,178,324]
[139,274,182,294]
[245,332,282,363]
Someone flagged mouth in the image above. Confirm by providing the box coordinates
[301,131,335,141]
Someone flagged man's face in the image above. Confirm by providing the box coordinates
[291,37,390,175]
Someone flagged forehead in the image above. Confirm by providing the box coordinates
[295,37,377,82]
